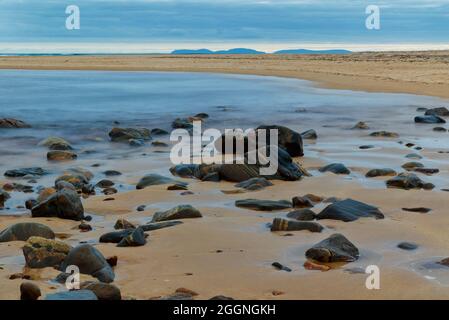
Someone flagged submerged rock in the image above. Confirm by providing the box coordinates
[386,172,434,190]
[31,188,85,221]
[352,121,369,130]
[172,118,194,130]
[45,290,98,300]
[61,244,115,283]
[305,233,359,263]
[301,129,317,140]
[319,163,350,175]
[370,131,399,138]
[365,168,397,178]
[47,150,77,161]
[151,205,202,222]
[151,128,169,135]
[103,170,122,177]
[0,118,31,128]
[316,198,384,222]
[433,127,447,132]
[235,199,292,211]
[424,107,449,117]
[414,115,446,124]
[4,167,46,178]
[109,127,151,142]
[287,209,316,221]
[402,162,424,171]
[38,137,72,150]
[23,237,71,268]
[136,174,186,189]
[0,222,54,242]
[271,218,323,232]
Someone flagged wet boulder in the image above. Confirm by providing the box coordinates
[319,163,350,175]
[305,233,359,263]
[80,281,121,300]
[0,118,31,128]
[61,244,115,283]
[4,167,46,178]
[117,227,147,247]
[31,188,85,221]
[425,107,449,117]
[287,209,316,221]
[99,229,133,244]
[235,199,292,211]
[23,237,71,268]
[256,125,304,157]
[316,198,384,222]
[235,177,273,191]
[414,115,446,124]
[386,172,434,190]
[151,205,202,222]
[136,173,186,189]
[271,218,323,232]
[109,127,151,142]
[366,168,397,178]
[0,222,55,242]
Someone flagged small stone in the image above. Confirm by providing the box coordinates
[80,281,121,300]
[359,145,375,150]
[301,129,317,140]
[366,168,397,178]
[402,207,432,213]
[397,242,418,250]
[96,179,114,188]
[117,227,147,247]
[352,121,369,129]
[272,290,284,296]
[235,199,292,211]
[152,141,169,147]
[425,107,449,117]
[106,256,118,267]
[271,218,323,233]
[0,118,31,128]
[167,184,188,191]
[78,222,92,232]
[114,218,136,230]
[136,205,146,211]
[433,127,447,132]
[414,115,446,124]
[20,282,41,300]
[305,233,359,263]
[402,162,424,171]
[103,170,122,176]
[271,262,292,272]
[175,287,199,296]
[103,187,117,195]
[405,153,423,160]
[319,163,350,175]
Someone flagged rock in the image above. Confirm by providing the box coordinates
[4,167,46,178]
[0,189,10,208]
[386,172,434,190]
[301,129,317,140]
[157,292,194,300]
[9,273,31,280]
[235,177,273,191]
[292,196,314,208]
[114,219,135,230]
[103,170,122,176]
[316,198,384,222]
[287,209,316,221]
[319,163,350,175]
[305,233,359,263]
[175,287,199,297]
[415,168,439,175]
[37,187,56,203]
[397,242,418,250]
[109,127,151,142]
[100,229,133,243]
[415,115,446,124]
[209,295,234,300]
[172,118,194,130]
[38,137,72,150]
[32,188,85,221]
[438,258,449,267]
[194,112,209,119]
[359,145,375,150]
[365,168,397,178]
[0,118,31,128]
[0,222,55,242]
[152,141,168,147]
[45,290,98,300]
[151,205,202,222]
[102,187,117,195]
[402,162,424,171]
[433,127,447,132]
[55,181,77,192]
[352,121,369,129]
[25,199,37,210]
[61,244,115,283]
[78,222,92,232]
[96,179,114,188]
[136,173,186,189]
[23,237,71,268]
[304,260,331,271]
[417,107,428,112]
[80,281,121,300]
[129,139,145,147]
[370,131,399,138]
[271,218,323,232]
[235,199,292,211]
[405,153,422,160]
[47,151,77,161]
[136,205,146,211]
[140,221,183,232]
[55,173,89,191]
[271,262,292,272]
[106,256,118,267]
[20,282,41,300]
[425,107,449,117]
[117,227,147,247]
[256,125,304,157]
[402,207,432,213]
[151,128,169,135]
[167,183,188,191]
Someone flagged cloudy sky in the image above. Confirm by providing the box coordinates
[0,0,448,52]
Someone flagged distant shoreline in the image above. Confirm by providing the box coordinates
[1,52,449,99]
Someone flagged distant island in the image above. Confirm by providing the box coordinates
[171,48,352,55]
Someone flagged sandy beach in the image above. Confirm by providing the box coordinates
[1,52,449,300]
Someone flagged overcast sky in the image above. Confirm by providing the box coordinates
[0,0,448,52]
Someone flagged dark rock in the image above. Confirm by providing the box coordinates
[136,205,146,211]
[102,187,117,195]
[352,121,369,129]
[129,139,145,147]
[25,199,37,210]
[96,179,114,188]
[209,295,234,300]
[319,163,350,175]
[235,177,273,191]
[0,222,55,242]
[386,172,434,190]
[301,129,317,140]
[140,220,183,232]
[0,118,31,128]
[167,183,188,191]
[31,188,84,221]
[103,170,122,176]
[194,112,209,119]
[47,150,77,161]
[55,173,90,191]
[256,125,304,157]
[271,262,292,272]
[45,290,98,300]
[414,115,446,124]
[0,189,10,208]
[22,237,71,268]
[109,127,151,142]
[415,168,439,175]
[271,218,323,232]
[20,282,41,300]
[287,209,316,221]
[370,131,399,138]
[106,256,118,267]
[4,167,46,178]
[235,199,292,211]
[365,168,397,178]
[136,173,186,189]
[425,107,449,117]
[402,162,424,171]
[316,198,384,222]
[54,272,70,284]
[80,281,121,300]
[152,205,202,222]
[151,128,169,135]
[152,141,169,147]
[117,227,147,247]
[61,244,115,283]
[292,196,314,208]
[9,273,31,280]
[55,180,77,192]
[405,153,422,160]
[402,207,432,213]
[397,242,418,250]
[100,229,133,243]
[359,145,375,149]
[416,107,428,112]
[172,118,194,129]
[433,127,447,132]
[78,222,92,232]
[305,233,359,263]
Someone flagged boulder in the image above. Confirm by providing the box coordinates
[117,227,147,247]
[109,127,151,142]
[152,205,202,222]
[316,199,384,222]
[271,218,323,232]
[22,237,71,268]
[0,118,31,128]
[136,174,186,189]
[47,151,77,161]
[256,125,304,157]
[365,168,397,178]
[287,209,316,221]
[386,172,434,190]
[31,188,85,221]
[45,290,98,300]
[96,179,114,188]
[4,167,46,178]
[305,233,359,263]
[0,222,55,242]
[235,199,292,211]
[80,281,121,300]
[319,163,350,175]
[424,107,449,117]
[20,282,41,300]
[61,244,115,283]
[414,115,446,124]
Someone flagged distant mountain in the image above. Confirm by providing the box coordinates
[171,48,265,55]
[274,49,352,54]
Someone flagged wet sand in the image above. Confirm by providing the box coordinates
[1,57,449,300]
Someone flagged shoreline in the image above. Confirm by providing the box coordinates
[1,52,449,99]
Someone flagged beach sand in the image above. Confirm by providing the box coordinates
[1,53,449,300]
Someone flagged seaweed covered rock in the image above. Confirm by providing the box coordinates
[23,237,71,268]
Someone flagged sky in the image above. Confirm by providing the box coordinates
[0,0,448,53]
